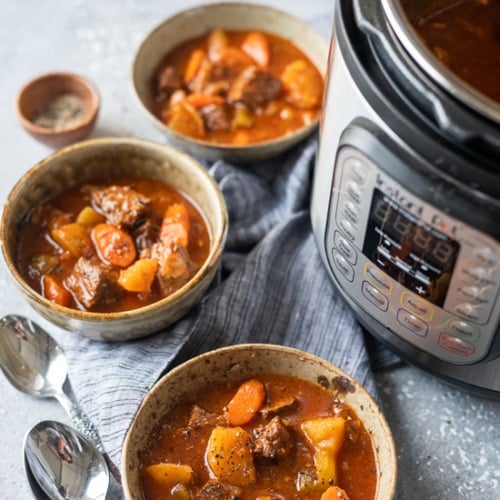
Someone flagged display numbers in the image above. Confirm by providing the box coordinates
[371,195,456,267]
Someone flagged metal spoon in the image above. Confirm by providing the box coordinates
[0,314,121,482]
[24,449,50,500]
[24,420,109,500]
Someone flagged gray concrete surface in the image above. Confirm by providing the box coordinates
[0,1,499,499]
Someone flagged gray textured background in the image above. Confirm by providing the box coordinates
[0,1,499,499]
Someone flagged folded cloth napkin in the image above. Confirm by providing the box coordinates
[60,135,401,481]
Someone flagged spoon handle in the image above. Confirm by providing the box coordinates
[55,388,122,484]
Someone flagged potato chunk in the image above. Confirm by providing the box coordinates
[281,59,323,109]
[51,223,94,258]
[300,417,346,491]
[76,206,105,226]
[118,258,158,293]
[143,463,194,492]
[206,426,256,486]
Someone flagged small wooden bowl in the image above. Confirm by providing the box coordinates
[15,72,100,148]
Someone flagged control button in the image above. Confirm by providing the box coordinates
[342,200,360,224]
[401,292,433,321]
[397,309,428,337]
[456,285,481,301]
[362,281,389,311]
[364,263,392,295]
[474,247,498,268]
[333,251,354,282]
[338,219,358,242]
[334,231,357,265]
[456,283,495,304]
[454,303,487,323]
[346,182,362,204]
[459,266,493,286]
[344,156,368,184]
[438,332,476,357]
[445,318,481,342]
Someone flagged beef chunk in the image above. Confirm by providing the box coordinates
[30,204,74,231]
[198,479,241,499]
[156,65,183,98]
[187,405,224,429]
[141,241,194,296]
[252,416,293,461]
[188,58,214,94]
[228,66,282,109]
[91,186,151,228]
[260,394,297,419]
[64,257,122,309]
[200,103,231,131]
[131,217,160,251]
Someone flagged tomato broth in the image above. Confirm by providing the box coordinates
[140,373,378,500]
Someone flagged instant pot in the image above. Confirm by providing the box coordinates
[311,0,500,397]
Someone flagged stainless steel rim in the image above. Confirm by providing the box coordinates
[381,0,500,124]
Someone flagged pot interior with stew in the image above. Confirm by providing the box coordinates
[386,0,500,119]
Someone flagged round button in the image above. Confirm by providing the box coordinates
[338,219,357,242]
[342,200,359,224]
[346,181,362,204]
[344,156,368,184]
[334,231,357,265]
[446,318,481,342]
[456,285,480,301]
[362,281,389,311]
[474,247,498,268]
[438,332,476,357]
[460,266,492,285]
[333,251,355,282]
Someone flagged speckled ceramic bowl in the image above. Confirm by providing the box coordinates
[122,344,397,499]
[0,137,228,341]
[15,72,100,149]
[131,2,329,163]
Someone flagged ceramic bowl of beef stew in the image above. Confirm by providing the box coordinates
[0,137,228,341]
[131,2,329,163]
[122,344,397,500]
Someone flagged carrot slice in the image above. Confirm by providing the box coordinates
[160,203,190,248]
[213,47,254,73]
[184,49,206,83]
[226,379,265,426]
[42,275,72,307]
[186,93,225,109]
[91,223,136,268]
[231,130,252,145]
[321,486,351,500]
[242,31,271,67]
[207,28,229,61]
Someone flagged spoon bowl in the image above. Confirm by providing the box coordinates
[0,314,121,482]
[0,315,67,398]
[24,420,109,500]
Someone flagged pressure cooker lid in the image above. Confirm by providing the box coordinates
[352,0,500,157]
[382,0,500,124]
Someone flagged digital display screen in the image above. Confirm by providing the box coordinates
[363,189,460,306]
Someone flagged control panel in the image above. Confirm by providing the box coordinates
[325,145,500,364]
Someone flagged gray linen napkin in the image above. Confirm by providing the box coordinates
[60,135,399,479]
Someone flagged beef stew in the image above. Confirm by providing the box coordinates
[139,373,377,500]
[16,177,210,313]
[151,29,324,145]
[413,0,500,105]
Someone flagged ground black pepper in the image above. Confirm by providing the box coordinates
[31,93,86,131]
